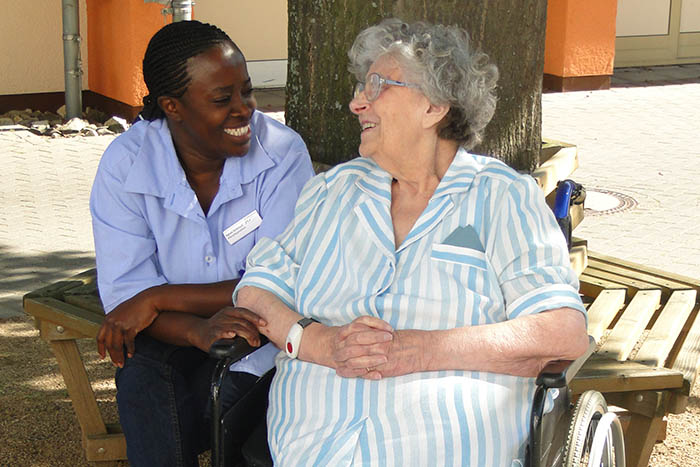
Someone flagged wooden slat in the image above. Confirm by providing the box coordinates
[586,259,691,295]
[599,290,662,361]
[633,290,698,367]
[24,297,103,339]
[586,289,626,342]
[570,358,684,394]
[670,304,700,393]
[587,251,700,291]
[579,273,628,301]
[581,267,661,295]
[65,294,105,315]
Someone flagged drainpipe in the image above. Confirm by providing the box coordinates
[61,0,83,119]
[143,1,194,22]
[171,0,193,22]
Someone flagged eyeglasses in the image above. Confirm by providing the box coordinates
[353,73,419,102]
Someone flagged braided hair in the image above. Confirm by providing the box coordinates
[139,20,242,121]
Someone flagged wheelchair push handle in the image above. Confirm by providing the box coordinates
[209,335,270,361]
[553,180,586,250]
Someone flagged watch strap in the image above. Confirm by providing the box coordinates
[285,317,319,359]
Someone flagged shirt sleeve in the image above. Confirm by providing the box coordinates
[234,174,328,310]
[486,174,587,321]
[255,134,316,242]
[90,151,167,313]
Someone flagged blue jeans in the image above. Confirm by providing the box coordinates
[115,333,258,467]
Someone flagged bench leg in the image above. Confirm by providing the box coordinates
[623,413,665,467]
[49,339,126,463]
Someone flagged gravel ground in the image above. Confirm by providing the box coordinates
[2,312,699,466]
[0,315,211,467]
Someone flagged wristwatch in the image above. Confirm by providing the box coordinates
[285,317,319,359]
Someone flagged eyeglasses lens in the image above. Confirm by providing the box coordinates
[367,74,381,101]
[353,82,363,100]
[354,74,384,101]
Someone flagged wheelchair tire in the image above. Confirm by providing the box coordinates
[563,390,610,466]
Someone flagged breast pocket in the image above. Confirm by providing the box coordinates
[429,243,494,309]
[430,243,488,270]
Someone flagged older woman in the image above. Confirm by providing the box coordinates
[233,19,588,465]
[90,21,314,466]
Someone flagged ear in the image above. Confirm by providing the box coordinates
[422,101,450,130]
[158,96,182,122]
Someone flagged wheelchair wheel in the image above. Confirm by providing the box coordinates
[564,390,623,466]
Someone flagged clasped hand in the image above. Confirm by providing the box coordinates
[329,316,428,380]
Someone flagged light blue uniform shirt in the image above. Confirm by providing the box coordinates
[236,150,587,465]
[90,110,314,376]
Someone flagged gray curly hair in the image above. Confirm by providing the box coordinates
[348,18,499,150]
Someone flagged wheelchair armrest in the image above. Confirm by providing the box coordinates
[209,335,270,362]
[535,336,595,389]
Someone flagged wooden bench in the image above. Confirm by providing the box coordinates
[27,249,700,467]
[572,248,700,467]
[23,269,125,466]
[18,140,594,465]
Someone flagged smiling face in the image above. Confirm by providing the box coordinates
[165,42,256,161]
[348,54,427,168]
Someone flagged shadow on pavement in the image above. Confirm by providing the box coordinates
[0,244,95,318]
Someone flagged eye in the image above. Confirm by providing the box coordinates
[213,95,232,105]
[242,87,255,99]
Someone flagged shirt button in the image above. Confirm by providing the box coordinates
[205,255,214,264]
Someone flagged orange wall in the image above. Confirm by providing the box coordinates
[86,0,168,107]
[544,0,618,77]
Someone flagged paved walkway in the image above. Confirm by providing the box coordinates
[1,71,699,318]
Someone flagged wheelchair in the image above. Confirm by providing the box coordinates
[208,180,625,467]
[208,334,624,467]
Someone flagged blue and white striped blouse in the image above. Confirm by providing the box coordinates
[236,149,586,466]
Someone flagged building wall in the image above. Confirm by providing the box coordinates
[1,0,88,95]
[85,0,164,108]
[544,0,617,78]
[195,0,287,60]
[0,0,288,106]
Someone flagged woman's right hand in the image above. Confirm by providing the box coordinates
[189,306,267,353]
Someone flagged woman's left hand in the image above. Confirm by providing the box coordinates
[332,318,430,379]
[363,329,430,379]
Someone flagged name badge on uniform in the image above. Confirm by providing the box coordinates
[223,210,262,245]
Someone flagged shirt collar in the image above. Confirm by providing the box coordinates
[123,112,276,203]
[431,147,479,198]
[354,147,479,203]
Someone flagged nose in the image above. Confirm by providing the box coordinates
[349,91,369,115]
[231,92,256,119]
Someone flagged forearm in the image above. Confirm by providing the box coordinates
[236,286,334,367]
[422,308,588,377]
[144,279,239,318]
[143,311,205,347]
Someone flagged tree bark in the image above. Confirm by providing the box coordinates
[287,0,548,171]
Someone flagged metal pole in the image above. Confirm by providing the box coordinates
[171,0,193,22]
[61,0,83,119]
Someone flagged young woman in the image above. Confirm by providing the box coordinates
[89,20,314,466]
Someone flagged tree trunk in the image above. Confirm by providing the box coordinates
[287,0,547,172]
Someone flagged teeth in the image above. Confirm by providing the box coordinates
[361,122,376,131]
[224,125,250,137]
